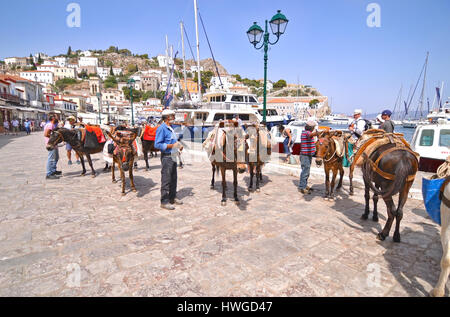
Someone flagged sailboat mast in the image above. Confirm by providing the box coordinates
[180,22,188,101]
[418,52,429,120]
[194,0,202,101]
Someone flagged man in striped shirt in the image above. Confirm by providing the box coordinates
[298,121,319,194]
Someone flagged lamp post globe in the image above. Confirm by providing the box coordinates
[246,10,288,123]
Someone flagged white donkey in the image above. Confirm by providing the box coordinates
[431,178,450,297]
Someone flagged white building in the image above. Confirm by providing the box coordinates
[209,76,233,92]
[97,67,123,80]
[79,57,98,67]
[4,57,29,67]
[55,57,68,67]
[80,50,92,57]
[37,65,58,73]
[19,71,54,85]
[42,60,59,66]
[157,55,173,68]
[190,65,204,73]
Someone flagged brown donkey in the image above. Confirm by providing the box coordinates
[107,131,138,195]
[46,127,105,177]
[315,131,345,199]
[361,143,419,242]
[205,121,247,206]
[245,124,272,192]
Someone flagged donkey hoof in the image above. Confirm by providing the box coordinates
[349,191,354,196]
[430,288,445,297]
[121,192,126,196]
[81,173,86,177]
[372,216,379,222]
[91,174,96,178]
[256,188,261,193]
[393,234,401,243]
[132,188,137,192]
[112,180,117,183]
[221,200,227,206]
[210,185,214,190]
[376,233,386,241]
[361,214,369,220]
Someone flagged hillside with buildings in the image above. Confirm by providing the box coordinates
[0,47,327,129]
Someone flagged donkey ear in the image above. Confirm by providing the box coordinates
[332,131,343,137]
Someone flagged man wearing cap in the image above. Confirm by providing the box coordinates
[298,120,319,194]
[379,110,395,133]
[349,109,367,141]
[155,109,183,210]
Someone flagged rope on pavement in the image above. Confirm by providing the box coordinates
[437,156,450,178]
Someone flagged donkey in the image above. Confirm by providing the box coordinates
[107,131,138,195]
[140,125,160,171]
[46,127,106,177]
[431,176,450,297]
[361,143,419,242]
[207,121,247,206]
[315,131,345,199]
[245,124,272,192]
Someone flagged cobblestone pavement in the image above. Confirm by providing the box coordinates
[0,132,447,297]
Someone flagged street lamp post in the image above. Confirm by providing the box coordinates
[128,78,136,126]
[96,92,102,124]
[246,10,289,123]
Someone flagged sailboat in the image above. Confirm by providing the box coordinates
[402,52,430,128]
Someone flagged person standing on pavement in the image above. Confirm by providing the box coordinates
[298,121,319,194]
[379,109,395,133]
[278,125,293,163]
[11,118,19,135]
[44,115,61,180]
[24,119,31,135]
[3,119,10,135]
[154,109,184,210]
[64,116,80,165]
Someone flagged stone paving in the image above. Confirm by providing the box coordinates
[0,132,448,297]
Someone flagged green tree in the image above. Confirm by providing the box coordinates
[37,54,43,65]
[78,70,88,79]
[104,76,118,89]
[232,74,242,82]
[67,46,72,56]
[105,60,113,67]
[193,70,214,91]
[109,66,114,76]
[309,99,320,109]
[273,79,287,89]
[122,86,143,102]
[119,49,132,56]
[127,64,138,74]
[55,78,78,92]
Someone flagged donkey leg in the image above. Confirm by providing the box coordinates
[349,166,354,195]
[337,165,344,190]
[79,153,87,176]
[324,167,330,198]
[144,150,150,170]
[120,168,126,196]
[211,164,215,189]
[378,198,396,241]
[372,186,379,222]
[361,183,371,220]
[431,239,450,297]
[233,168,239,204]
[329,168,337,198]
[112,161,117,183]
[255,165,261,192]
[393,181,412,243]
[248,164,254,191]
[130,160,136,192]
[221,168,227,206]
[86,154,96,177]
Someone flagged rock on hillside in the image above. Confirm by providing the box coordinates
[185,58,229,76]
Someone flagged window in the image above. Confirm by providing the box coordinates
[231,95,244,102]
[419,130,434,146]
[439,129,450,147]
[225,114,234,120]
[213,113,224,121]
[248,96,257,103]
[240,114,250,121]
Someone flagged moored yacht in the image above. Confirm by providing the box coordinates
[410,120,450,173]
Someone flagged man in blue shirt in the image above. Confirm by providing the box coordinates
[154,109,184,210]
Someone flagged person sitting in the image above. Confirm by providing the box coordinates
[278,125,293,164]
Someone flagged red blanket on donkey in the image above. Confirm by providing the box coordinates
[85,125,106,144]
[143,125,158,141]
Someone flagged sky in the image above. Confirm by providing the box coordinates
[1,0,449,114]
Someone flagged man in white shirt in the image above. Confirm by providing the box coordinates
[11,119,19,135]
[3,120,10,135]
[349,109,367,141]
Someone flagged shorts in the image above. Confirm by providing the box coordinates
[66,143,72,151]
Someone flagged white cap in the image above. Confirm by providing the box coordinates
[376,114,385,123]
[354,109,362,114]
[161,109,175,116]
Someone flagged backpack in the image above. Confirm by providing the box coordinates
[363,119,372,131]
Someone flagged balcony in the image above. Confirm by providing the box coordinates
[0,93,20,104]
